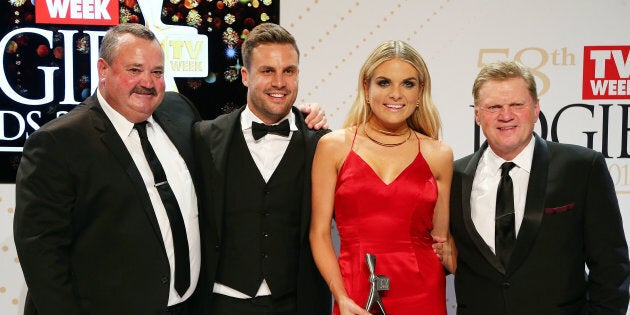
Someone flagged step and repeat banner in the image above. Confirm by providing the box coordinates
[1,0,629,313]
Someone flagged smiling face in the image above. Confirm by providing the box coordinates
[364,58,422,132]
[241,43,299,125]
[97,33,165,123]
[475,77,540,160]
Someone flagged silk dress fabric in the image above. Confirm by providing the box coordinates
[333,132,446,315]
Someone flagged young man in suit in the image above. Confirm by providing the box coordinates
[194,23,332,314]
[448,60,630,314]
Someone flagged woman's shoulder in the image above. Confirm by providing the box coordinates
[419,133,452,153]
[417,133,453,162]
[320,127,355,146]
[316,128,356,161]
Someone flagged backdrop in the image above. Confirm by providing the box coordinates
[1,0,630,313]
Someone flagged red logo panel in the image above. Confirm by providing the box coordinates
[583,46,630,100]
[36,0,119,26]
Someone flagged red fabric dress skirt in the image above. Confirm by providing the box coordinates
[333,143,446,315]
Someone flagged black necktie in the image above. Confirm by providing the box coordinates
[495,161,516,268]
[251,119,290,140]
[134,122,190,297]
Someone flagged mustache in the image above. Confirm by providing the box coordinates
[131,86,157,96]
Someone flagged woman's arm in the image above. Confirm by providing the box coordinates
[310,130,370,315]
[425,139,457,273]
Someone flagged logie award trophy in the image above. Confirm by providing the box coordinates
[364,253,389,315]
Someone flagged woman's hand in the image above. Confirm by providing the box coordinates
[337,296,372,315]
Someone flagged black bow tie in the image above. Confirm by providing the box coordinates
[251,120,290,140]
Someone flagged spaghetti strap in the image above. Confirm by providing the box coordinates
[413,130,421,150]
[350,125,359,150]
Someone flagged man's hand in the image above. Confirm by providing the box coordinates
[297,102,328,130]
[432,235,457,274]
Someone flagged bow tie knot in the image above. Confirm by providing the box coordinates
[252,120,290,140]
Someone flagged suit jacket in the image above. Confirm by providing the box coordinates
[450,133,630,315]
[193,106,332,314]
[14,92,201,315]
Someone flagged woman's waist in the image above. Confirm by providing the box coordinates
[338,238,433,253]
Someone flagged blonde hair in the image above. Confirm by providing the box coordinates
[343,40,441,139]
[472,60,538,104]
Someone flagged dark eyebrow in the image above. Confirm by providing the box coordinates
[374,76,418,82]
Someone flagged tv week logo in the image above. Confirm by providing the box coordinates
[583,46,630,100]
[35,0,119,26]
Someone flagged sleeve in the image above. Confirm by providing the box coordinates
[13,129,82,315]
[584,153,630,314]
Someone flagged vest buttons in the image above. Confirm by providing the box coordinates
[263,232,270,238]
[161,276,169,284]
[261,252,269,259]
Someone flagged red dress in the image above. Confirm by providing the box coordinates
[333,136,446,315]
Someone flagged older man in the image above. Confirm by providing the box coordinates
[449,60,630,314]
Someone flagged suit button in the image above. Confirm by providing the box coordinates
[161,277,169,284]
[502,282,511,288]
[263,232,270,238]
[261,252,269,259]
[215,245,220,251]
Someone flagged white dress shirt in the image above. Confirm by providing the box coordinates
[212,105,297,299]
[470,136,535,253]
[97,91,200,306]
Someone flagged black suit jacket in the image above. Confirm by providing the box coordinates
[14,92,201,315]
[450,133,630,315]
[193,106,331,314]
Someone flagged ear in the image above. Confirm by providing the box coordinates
[97,58,108,82]
[474,106,481,125]
[241,67,249,87]
[533,99,541,123]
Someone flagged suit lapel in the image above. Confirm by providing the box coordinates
[208,108,244,240]
[87,97,166,249]
[153,107,195,175]
[292,107,314,243]
[506,134,548,274]
[461,142,506,273]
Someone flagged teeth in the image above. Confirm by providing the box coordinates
[270,93,284,98]
[385,104,404,109]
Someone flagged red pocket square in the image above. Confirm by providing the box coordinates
[544,202,575,214]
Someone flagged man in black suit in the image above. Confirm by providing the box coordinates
[449,60,630,314]
[194,23,331,314]
[13,23,202,314]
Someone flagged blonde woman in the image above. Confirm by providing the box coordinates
[310,40,453,315]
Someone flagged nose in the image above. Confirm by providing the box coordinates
[138,71,157,88]
[389,86,402,100]
[497,106,515,120]
[271,72,286,87]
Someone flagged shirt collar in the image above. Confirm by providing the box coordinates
[240,105,298,132]
[97,89,156,139]
[485,135,535,174]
